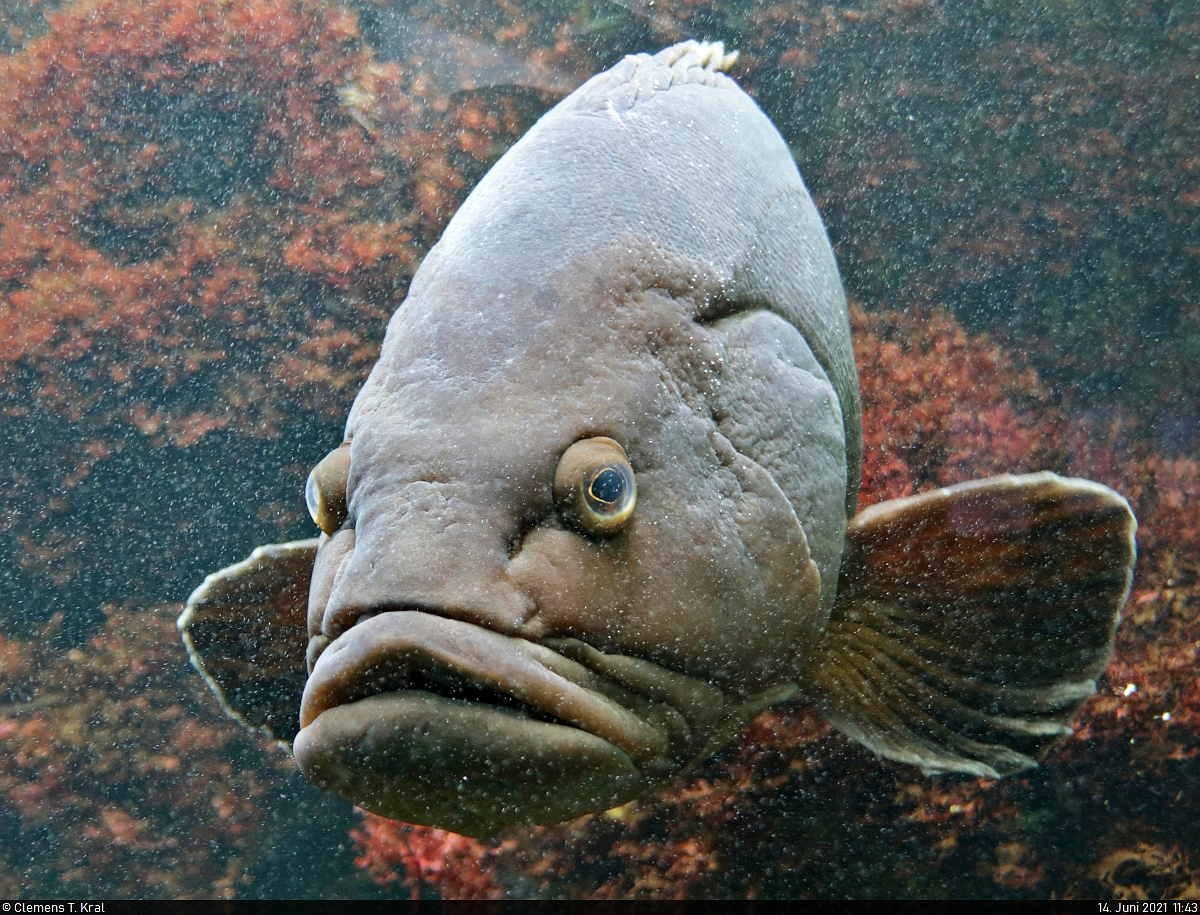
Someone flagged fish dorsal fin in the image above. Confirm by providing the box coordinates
[178,539,318,746]
[803,473,1136,777]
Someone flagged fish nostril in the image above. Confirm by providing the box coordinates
[506,516,545,561]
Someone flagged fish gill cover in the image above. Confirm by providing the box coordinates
[0,0,1196,899]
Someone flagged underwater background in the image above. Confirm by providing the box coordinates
[0,0,1196,899]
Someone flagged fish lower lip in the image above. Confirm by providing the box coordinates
[292,611,768,832]
[298,610,669,764]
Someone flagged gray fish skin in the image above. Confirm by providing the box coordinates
[401,41,862,510]
[295,41,854,830]
[340,40,858,614]
[180,41,1135,837]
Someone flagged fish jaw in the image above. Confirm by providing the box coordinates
[293,610,746,834]
[294,692,647,835]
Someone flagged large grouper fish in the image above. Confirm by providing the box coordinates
[180,41,1137,836]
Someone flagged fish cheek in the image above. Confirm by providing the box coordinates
[610,444,824,691]
[510,447,823,693]
[712,435,826,682]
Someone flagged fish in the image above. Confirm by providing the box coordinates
[365,9,579,98]
[339,11,580,135]
[178,41,1137,837]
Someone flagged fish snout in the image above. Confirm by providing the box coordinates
[292,610,747,833]
[307,506,540,654]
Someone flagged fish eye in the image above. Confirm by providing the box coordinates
[305,442,351,535]
[554,437,636,537]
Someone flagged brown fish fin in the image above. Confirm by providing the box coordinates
[803,473,1136,777]
[178,539,318,747]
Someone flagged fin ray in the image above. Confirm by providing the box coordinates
[805,473,1135,776]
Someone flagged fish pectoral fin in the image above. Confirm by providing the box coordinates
[803,472,1136,777]
[178,538,319,747]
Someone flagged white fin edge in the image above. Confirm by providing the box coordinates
[178,539,320,748]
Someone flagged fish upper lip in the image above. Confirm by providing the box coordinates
[299,610,671,765]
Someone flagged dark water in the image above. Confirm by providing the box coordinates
[0,0,1196,899]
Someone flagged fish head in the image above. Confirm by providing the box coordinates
[294,244,830,833]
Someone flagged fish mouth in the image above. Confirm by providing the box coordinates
[293,610,737,835]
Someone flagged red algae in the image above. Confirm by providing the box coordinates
[0,0,384,437]
[0,0,572,636]
[852,304,1065,505]
[0,606,285,896]
[352,818,508,900]
[0,0,560,444]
